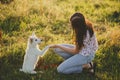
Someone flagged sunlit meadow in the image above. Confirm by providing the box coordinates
[0,0,120,80]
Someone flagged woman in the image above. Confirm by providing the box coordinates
[50,12,98,74]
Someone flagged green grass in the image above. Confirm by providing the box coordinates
[0,0,120,80]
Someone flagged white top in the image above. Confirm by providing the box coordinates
[79,30,98,56]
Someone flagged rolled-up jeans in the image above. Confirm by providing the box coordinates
[54,44,95,74]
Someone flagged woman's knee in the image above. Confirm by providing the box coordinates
[57,65,64,73]
[57,65,72,74]
[57,68,69,74]
[57,65,69,74]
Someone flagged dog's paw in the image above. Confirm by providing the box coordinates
[30,71,37,74]
[47,44,54,48]
[45,45,52,49]
[45,46,49,48]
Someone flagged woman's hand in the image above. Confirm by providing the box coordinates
[49,44,79,54]
[49,44,59,48]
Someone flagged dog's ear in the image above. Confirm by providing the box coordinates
[32,32,36,37]
[32,32,35,36]
[30,38,33,44]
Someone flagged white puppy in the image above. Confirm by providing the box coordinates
[20,32,50,74]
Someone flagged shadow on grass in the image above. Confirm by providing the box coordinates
[0,64,100,80]
[0,55,101,80]
[0,47,119,80]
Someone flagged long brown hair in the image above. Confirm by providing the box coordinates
[70,12,94,50]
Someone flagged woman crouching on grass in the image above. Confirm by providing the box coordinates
[50,12,98,75]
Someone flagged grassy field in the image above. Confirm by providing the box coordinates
[0,0,120,80]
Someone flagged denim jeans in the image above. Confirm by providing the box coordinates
[54,44,95,74]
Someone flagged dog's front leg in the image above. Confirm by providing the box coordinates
[40,46,50,56]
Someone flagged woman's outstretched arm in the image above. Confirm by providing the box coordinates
[50,44,79,54]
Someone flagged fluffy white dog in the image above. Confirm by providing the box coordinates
[20,32,50,74]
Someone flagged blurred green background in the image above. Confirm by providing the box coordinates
[0,0,120,80]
